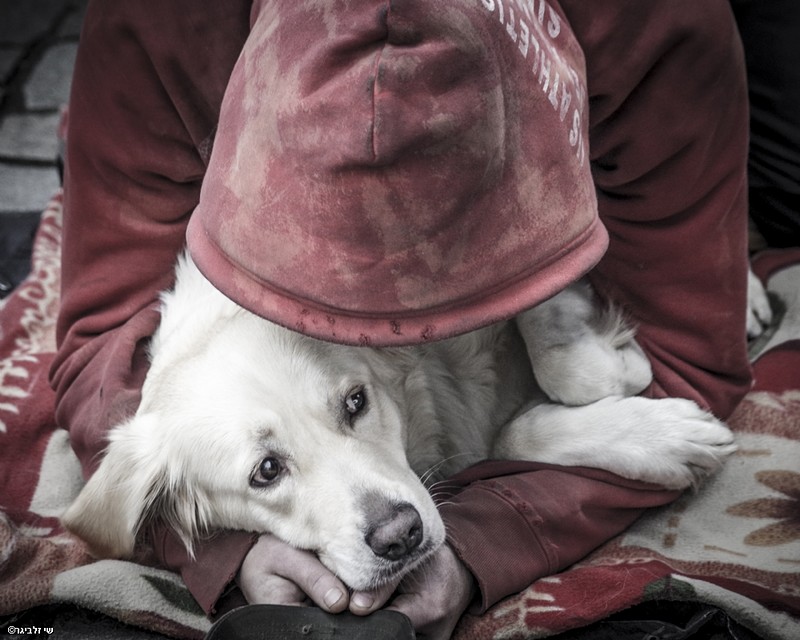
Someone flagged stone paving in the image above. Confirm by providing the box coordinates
[0,0,85,293]
[0,0,84,212]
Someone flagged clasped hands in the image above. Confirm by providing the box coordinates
[237,533,476,640]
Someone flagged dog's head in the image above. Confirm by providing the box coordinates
[62,259,446,590]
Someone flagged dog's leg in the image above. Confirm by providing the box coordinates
[515,283,652,406]
[492,396,736,490]
[746,267,773,339]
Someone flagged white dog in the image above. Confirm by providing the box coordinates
[62,256,736,591]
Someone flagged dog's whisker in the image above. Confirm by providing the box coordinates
[402,556,437,590]
[428,489,463,507]
[427,479,465,493]
[426,478,470,501]
[418,452,479,488]
[418,455,459,484]
[418,461,447,487]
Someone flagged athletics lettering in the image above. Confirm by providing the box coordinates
[478,0,587,164]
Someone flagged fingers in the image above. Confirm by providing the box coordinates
[238,572,309,607]
[237,533,349,613]
[385,545,476,640]
[299,557,349,612]
[349,578,399,616]
[387,593,463,640]
[235,531,475,640]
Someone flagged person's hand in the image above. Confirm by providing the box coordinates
[238,534,476,640]
[348,543,476,639]
[389,544,476,639]
[236,533,349,613]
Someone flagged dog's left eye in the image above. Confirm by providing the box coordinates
[345,388,367,416]
[250,456,283,488]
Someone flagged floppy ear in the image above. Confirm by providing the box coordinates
[61,414,173,559]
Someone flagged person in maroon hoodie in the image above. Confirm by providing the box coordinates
[51,1,752,638]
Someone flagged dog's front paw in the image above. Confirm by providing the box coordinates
[618,397,737,490]
[747,267,773,339]
[532,336,652,406]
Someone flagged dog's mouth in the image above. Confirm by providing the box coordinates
[361,537,439,590]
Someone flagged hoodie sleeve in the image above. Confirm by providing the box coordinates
[441,0,752,612]
[440,462,680,613]
[562,0,753,416]
[49,0,252,615]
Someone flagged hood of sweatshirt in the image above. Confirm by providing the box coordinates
[187,0,606,346]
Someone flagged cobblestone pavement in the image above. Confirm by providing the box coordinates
[0,0,83,213]
[0,0,85,293]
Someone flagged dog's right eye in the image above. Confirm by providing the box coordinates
[345,387,367,417]
[250,456,283,488]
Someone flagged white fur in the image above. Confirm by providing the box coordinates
[747,267,773,339]
[62,255,736,590]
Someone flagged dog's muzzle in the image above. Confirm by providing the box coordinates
[361,493,424,562]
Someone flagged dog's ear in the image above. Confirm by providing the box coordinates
[61,414,177,559]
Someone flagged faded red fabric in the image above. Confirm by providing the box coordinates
[560,0,753,417]
[51,0,752,618]
[188,0,605,346]
[437,461,680,613]
[51,0,253,476]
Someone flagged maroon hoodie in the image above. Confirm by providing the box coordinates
[52,0,751,616]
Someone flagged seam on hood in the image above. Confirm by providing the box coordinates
[371,2,391,162]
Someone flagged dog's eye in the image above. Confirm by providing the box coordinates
[345,388,367,416]
[251,456,282,488]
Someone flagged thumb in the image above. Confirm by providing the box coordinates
[285,549,350,613]
[349,579,400,616]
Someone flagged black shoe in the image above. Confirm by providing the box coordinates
[205,604,414,640]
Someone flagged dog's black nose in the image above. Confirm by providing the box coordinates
[364,501,423,561]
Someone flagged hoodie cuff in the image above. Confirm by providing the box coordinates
[153,525,259,616]
[440,481,555,613]
[439,467,681,613]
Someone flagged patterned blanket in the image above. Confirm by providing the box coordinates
[1,195,798,639]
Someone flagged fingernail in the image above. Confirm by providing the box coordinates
[324,587,344,608]
[351,592,374,610]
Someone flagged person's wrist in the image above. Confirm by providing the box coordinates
[445,542,477,610]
